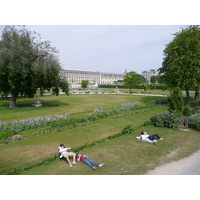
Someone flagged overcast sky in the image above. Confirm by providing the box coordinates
[0,25,189,74]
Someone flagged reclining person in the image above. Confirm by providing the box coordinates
[58,143,76,167]
[136,132,163,145]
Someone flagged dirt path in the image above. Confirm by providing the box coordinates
[146,149,200,175]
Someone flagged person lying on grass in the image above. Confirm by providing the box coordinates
[136,132,163,145]
[58,143,76,167]
[76,153,104,170]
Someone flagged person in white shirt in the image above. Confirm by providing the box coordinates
[139,132,163,144]
[58,143,76,167]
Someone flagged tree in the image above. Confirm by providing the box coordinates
[158,25,200,106]
[149,83,157,90]
[0,25,68,107]
[123,71,141,93]
[137,74,147,83]
[150,75,161,84]
[81,80,89,89]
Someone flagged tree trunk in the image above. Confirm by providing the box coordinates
[194,86,200,101]
[185,87,190,106]
[10,93,17,108]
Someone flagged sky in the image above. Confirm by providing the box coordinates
[0,25,189,75]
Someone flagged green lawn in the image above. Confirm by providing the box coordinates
[0,93,199,175]
[19,125,200,175]
[0,94,164,122]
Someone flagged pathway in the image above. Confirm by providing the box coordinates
[146,149,200,175]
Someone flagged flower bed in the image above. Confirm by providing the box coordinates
[0,114,70,132]
[89,102,144,120]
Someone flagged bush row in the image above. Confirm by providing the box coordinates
[149,111,200,132]
[150,112,180,128]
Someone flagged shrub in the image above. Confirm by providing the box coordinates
[188,122,200,131]
[150,114,164,127]
[149,98,168,105]
[122,124,134,134]
[188,114,200,131]
[0,129,19,141]
[167,87,184,116]
[150,112,180,128]
[143,121,151,126]
[190,101,200,108]
[183,106,190,116]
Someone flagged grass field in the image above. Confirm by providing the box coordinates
[0,93,200,175]
[0,93,163,122]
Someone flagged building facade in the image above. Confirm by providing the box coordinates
[61,68,158,87]
[63,69,125,87]
[141,69,158,83]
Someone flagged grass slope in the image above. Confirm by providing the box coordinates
[0,106,166,174]
[20,126,200,175]
[0,93,199,175]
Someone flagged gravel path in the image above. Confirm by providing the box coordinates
[146,149,200,175]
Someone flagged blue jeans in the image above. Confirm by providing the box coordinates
[148,134,161,140]
[82,157,100,169]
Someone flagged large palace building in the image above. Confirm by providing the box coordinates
[62,69,125,87]
[61,68,158,87]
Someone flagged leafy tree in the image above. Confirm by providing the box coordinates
[158,25,200,106]
[0,25,68,107]
[150,75,161,84]
[137,74,147,83]
[149,83,157,90]
[81,80,89,89]
[123,71,141,93]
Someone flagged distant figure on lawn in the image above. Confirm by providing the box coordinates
[58,143,76,167]
[76,153,104,170]
[136,131,163,145]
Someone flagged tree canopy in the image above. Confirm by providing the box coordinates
[123,71,141,93]
[158,25,200,105]
[81,80,89,89]
[0,25,69,107]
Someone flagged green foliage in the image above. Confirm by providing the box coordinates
[0,129,19,141]
[150,98,168,105]
[167,87,184,115]
[142,121,151,126]
[150,75,161,84]
[158,25,200,106]
[188,113,200,131]
[81,80,89,89]
[0,25,68,107]
[140,83,150,92]
[123,71,141,93]
[122,123,134,134]
[190,101,200,107]
[183,106,190,116]
[189,122,200,131]
[150,112,180,128]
